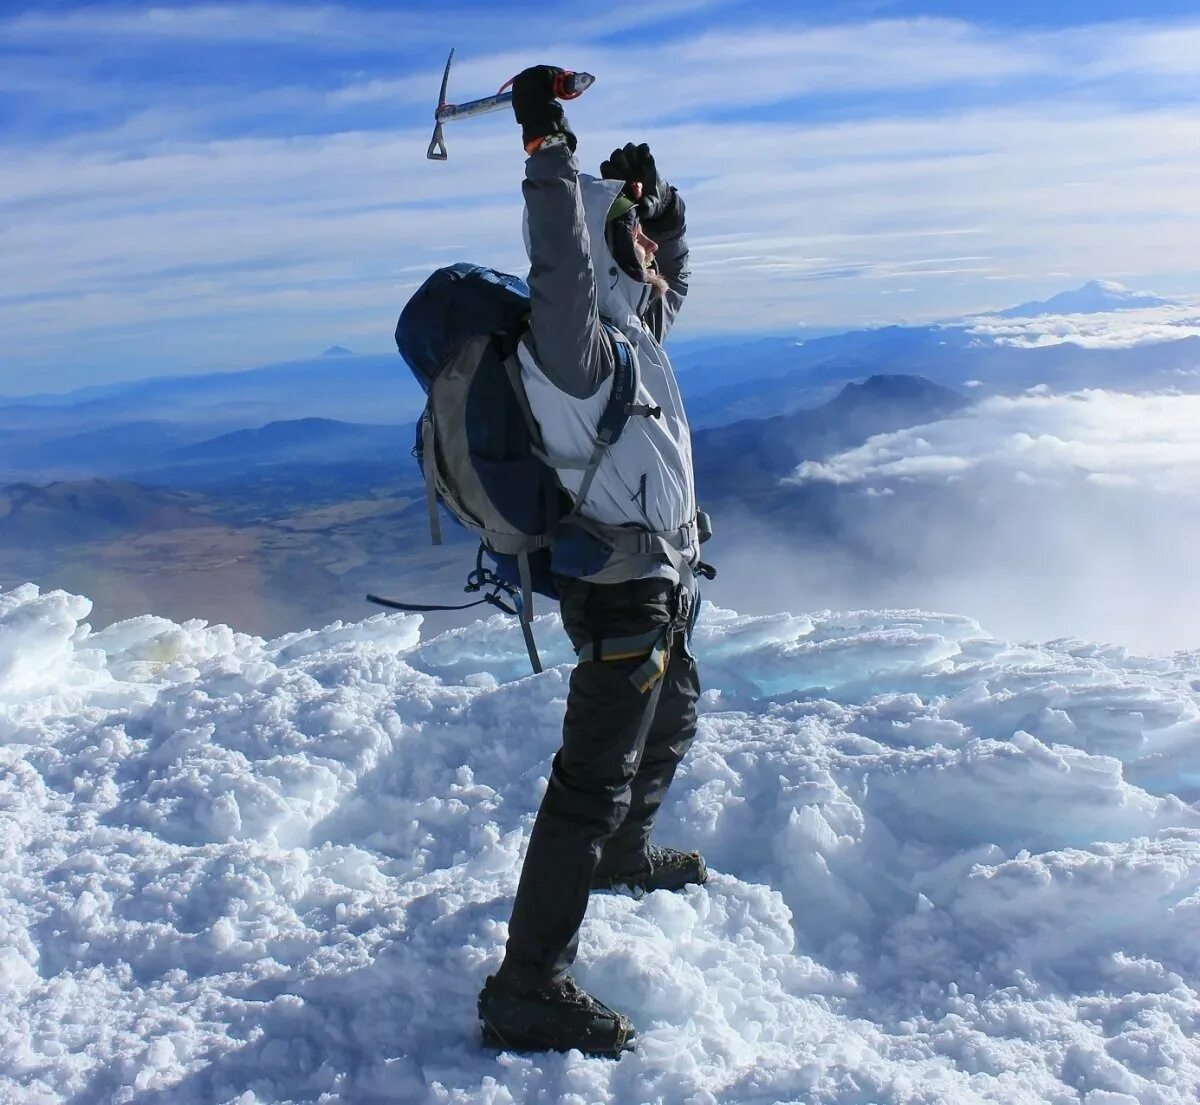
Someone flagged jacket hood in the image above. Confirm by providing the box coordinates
[524,173,650,328]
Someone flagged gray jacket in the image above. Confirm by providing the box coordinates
[517,141,698,585]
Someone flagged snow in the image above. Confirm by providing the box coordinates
[3,581,1200,1104]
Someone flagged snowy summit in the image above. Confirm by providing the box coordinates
[2,582,1199,1103]
[995,280,1176,319]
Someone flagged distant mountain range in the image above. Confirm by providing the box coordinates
[0,414,410,485]
[1,279,1195,482]
[2,278,1193,645]
[673,280,1193,425]
[117,418,411,491]
[678,321,1199,428]
[0,372,964,634]
[0,419,214,479]
[694,374,967,498]
[0,351,425,433]
[159,417,405,467]
[0,479,214,546]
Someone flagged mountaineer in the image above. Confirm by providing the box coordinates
[476,64,710,1057]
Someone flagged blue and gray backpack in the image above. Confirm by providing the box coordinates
[367,263,638,671]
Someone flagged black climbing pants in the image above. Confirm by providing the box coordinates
[496,576,701,990]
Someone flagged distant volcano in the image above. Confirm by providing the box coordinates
[996,280,1176,318]
[322,345,354,356]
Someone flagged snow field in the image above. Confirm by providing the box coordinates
[1,581,1199,1104]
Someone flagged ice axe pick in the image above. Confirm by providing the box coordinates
[426,50,596,160]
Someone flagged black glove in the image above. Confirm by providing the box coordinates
[599,142,674,223]
[511,65,577,153]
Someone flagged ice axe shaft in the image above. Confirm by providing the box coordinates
[426,50,596,160]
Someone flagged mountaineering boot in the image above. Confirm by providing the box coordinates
[478,973,636,1056]
[591,845,708,895]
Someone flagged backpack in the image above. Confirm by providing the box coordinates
[367,263,638,671]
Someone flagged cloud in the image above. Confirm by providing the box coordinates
[792,390,1200,494]
[4,8,1200,389]
[712,469,1200,652]
[711,387,1200,651]
[0,1,723,55]
[5,102,1198,378]
[965,305,1200,350]
[2,4,368,46]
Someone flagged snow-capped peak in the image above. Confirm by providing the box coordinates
[994,279,1177,318]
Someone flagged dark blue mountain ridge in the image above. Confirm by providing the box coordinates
[693,374,968,499]
[162,417,404,465]
[825,372,961,414]
[147,373,963,494]
[0,419,216,482]
[0,479,214,545]
[1,279,1193,445]
[683,327,1200,428]
[0,352,425,433]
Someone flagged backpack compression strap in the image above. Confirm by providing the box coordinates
[515,550,542,674]
[421,412,442,546]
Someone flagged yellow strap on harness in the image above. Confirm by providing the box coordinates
[575,626,671,692]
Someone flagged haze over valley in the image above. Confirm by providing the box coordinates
[4,282,1199,649]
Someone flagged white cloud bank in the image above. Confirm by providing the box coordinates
[966,303,1200,350]
[793,389,1200,493]
[709,388,1200,651]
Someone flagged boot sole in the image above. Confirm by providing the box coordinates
[591,868,708,894]
[480,1015,636,1057]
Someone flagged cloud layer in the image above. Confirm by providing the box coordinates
[793,389,1200,492]
[966,305,1200,350]
[3,5,1200,390]
[744,388,1200,650]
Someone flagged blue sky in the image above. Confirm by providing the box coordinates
[3,0,1199,394]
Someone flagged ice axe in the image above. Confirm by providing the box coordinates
[426,50,596,160]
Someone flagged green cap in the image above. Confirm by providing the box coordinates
[606,193,637,223]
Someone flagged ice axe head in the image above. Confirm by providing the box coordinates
[426,51,596,161]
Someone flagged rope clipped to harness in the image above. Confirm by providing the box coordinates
[366,543,524,618]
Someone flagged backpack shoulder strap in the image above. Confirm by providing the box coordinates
[569,325,639,513]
